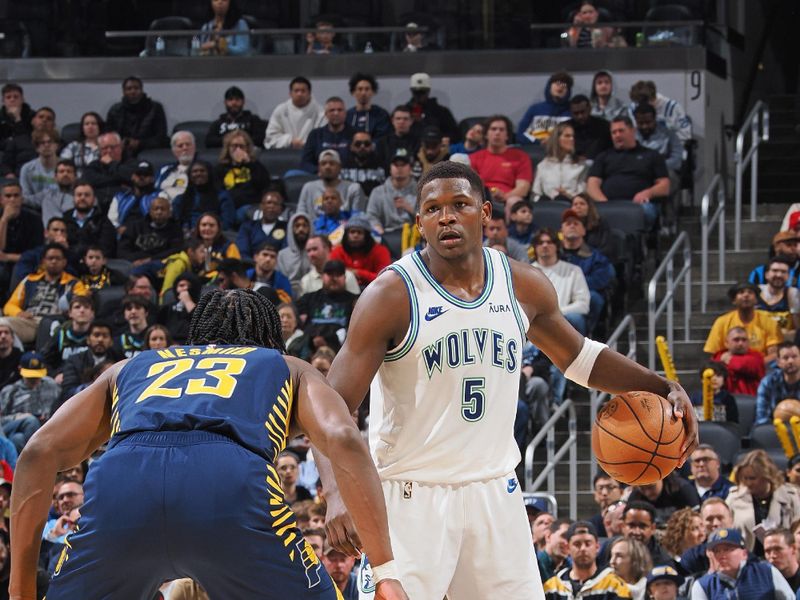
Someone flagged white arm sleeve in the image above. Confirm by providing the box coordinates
[563,337,607,388]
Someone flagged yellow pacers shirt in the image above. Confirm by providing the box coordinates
[703,309,783,355]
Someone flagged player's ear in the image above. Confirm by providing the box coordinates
[415,214,426,240]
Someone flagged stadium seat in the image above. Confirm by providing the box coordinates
[137,149,178,172]
[531,200,570,232]
[259,149,304,180]
[698,421,740,468]
[144,16,194,57]
[595,202,646,237]
[61,122,81,145]
[173,121,213,148]
[382,229,403,260]
[520,144,546,169]
[733,394,757,439]
[106,259,134,279]
[750,423,785,454]
[197,148,221,165]
[95,286,126,319]
[733,448,788,471]
[282,174,315,211]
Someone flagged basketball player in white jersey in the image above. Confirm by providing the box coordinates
[316,161,698,599]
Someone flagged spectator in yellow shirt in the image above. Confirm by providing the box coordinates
[704,282,782,365]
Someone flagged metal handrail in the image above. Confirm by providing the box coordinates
[106,26,422,39]
[700,174,726,312]
[648,232,691,371]
[529,20,704,30]
[589,315,637,485]
[734,101,769,250]
[524,398,577,520]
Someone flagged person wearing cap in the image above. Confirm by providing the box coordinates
[206,86,266,149]
[156,131,198,203]
[0,351,59,452]
[756,255,800,337]
[405,73,459,144]
[470,115,533,219]
[27,158,76,229]
[375,106,420,171]
[543,521,629,600]
[704,281,782,364]
[415,126,450,177]
[300,97,356,174]
[19,127,59,201]
[346,73,391,141]
[591,71,627,122]
[366,147,417,239]
[749,230,800,287]
[755,341,800,425]
[297,149,367,219]
[329,215,391,288]
[114,295,150,358]
[320,538,359,598]
[300,235,361,297]
[517,71,574,145]
[691,527,794,599]
[3,242,88,344]
[561,208,615,335]
[105,76,168,156]
[402,21,439,52]
[296,259,359,349]
[107,159,159,233]
[63,180,116,259]
[41,294,94,375]
[645,565,684,600]
[341,131,386,198]
[265,76,326,150]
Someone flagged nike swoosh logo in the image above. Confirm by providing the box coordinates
[424,310,449,321]
[507,479,518,493]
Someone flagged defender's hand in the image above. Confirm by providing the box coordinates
[324,490,362,558]
[376,579,409,600]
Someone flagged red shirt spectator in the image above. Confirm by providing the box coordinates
[712,325,765,395]
[329,215,390,288]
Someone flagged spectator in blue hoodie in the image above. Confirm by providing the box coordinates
[346,73,391,141]
[517,71,574,145]
[300,97,356,174]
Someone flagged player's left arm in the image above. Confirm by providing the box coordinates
[509,260,698,461]
[286,357,407,598]
[10,361,122,600]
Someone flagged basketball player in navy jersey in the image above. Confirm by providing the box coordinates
[317,161,699,599]
[10,290,408,600]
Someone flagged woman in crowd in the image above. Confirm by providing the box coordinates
[173,160,235,232]
[277,302,307,359]
[661,508,705,558]
[531,122,587,202]
[59,111,104,174]
[199,0,251,56]
[590,70,627,121]
[193,212,241,274]
[728,449,800,556]
[157,273,200,345]
[214,130,270,223]
[275,451,312,504]
[142,324,173,350]
[608,537,652,600]
[571,193,613,256]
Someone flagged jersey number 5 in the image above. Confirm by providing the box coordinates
[135,357,247,403]
[461,377,485,422]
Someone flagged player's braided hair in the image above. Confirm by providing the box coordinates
[188,289,286,352]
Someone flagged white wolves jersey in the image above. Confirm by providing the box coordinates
[369,247,529,483]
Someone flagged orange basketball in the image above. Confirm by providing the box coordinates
[774,399,800,422]
[592,391,685,485]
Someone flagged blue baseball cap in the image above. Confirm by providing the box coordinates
[706,527,745,550]
[646,565,683,587]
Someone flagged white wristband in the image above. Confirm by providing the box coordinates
[563,337,607,388]
[371,560,399,584]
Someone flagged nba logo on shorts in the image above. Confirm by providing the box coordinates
[296,538,322,588]
[403,481,413,499]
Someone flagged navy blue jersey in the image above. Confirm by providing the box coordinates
[112,345,292,462]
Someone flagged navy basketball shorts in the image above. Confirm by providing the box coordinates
[46,431,343,600]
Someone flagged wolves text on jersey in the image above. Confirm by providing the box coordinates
[421,328,518,379]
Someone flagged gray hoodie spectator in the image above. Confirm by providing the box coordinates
[277,212,313,298]
[366,148,417,233]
